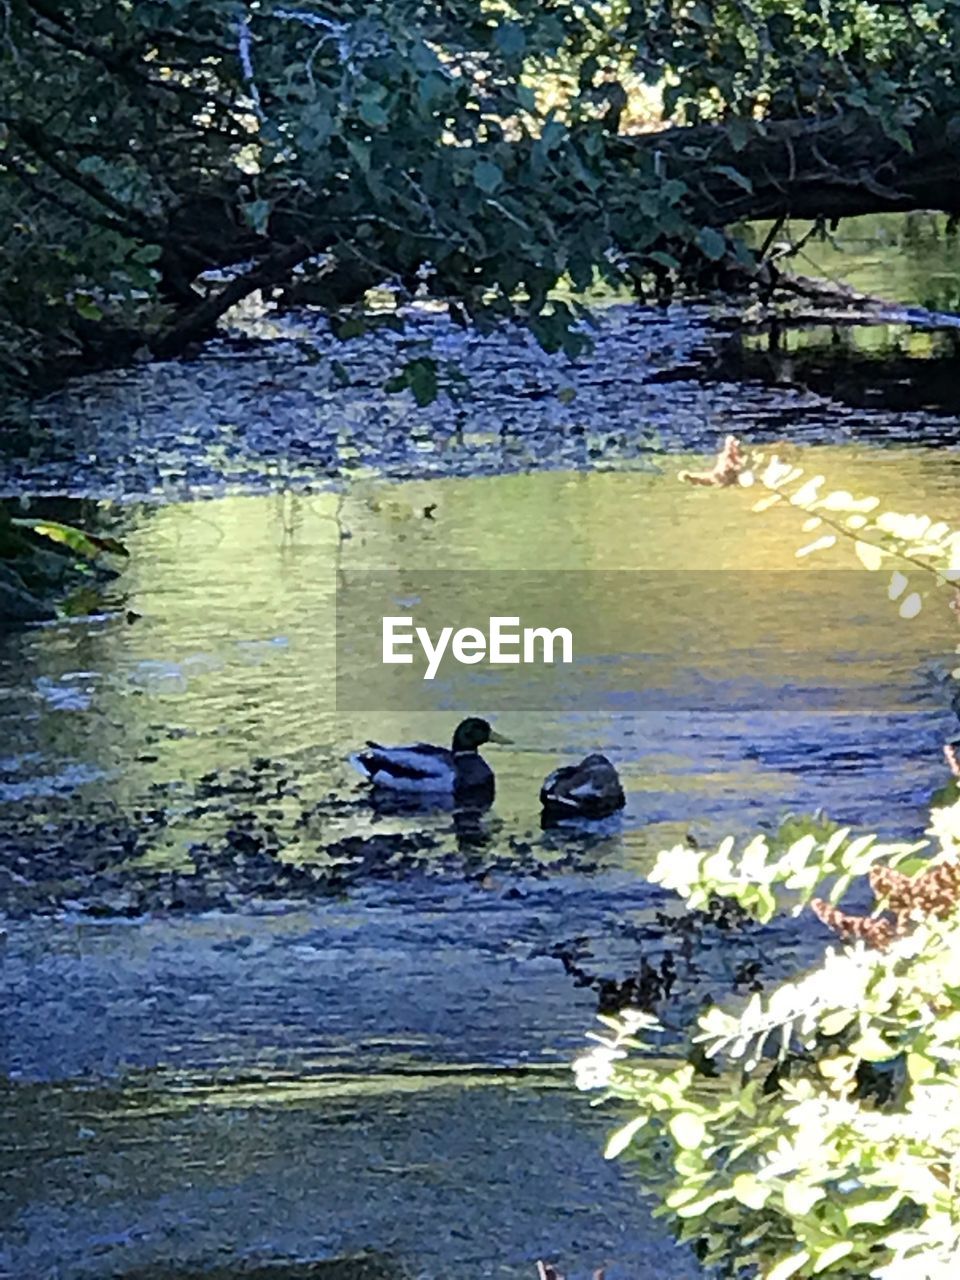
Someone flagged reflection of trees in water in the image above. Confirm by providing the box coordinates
[805,214,959,313]
[716,326,960,422]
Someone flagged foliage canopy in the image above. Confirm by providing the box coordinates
[2,1,959,407]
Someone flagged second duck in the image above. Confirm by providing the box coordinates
[540,753,625,820]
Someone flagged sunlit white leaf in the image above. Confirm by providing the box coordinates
[669,1111,706,1150]
[605,1114,648,1158]
[899,592,922,619]
[790,476,825,507]
[876,512,931,541]
[796,535,836,558]
[888,571,909,600]
[817,489,857,511]
[855,540,886,571]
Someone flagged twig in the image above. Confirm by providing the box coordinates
[235,16,264,121]
[758,213,786,262]
[7,119,157,239]
[2,155,138,237]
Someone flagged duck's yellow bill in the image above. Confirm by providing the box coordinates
[488,730,513,744]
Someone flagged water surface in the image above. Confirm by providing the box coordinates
[4,237,960,1277]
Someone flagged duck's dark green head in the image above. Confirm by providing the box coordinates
[452,717,512,753]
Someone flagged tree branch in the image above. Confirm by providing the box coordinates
[6,119,157,239]
[2,154,140,237]
[151,238,323,357]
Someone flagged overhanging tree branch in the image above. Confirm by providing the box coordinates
[151,238,324,356]
[617,116,960,223]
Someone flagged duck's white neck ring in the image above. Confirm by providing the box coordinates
[453,749,478,758]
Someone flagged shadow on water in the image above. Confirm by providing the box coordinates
[0,1047,698,1278]
[712,325,960,424]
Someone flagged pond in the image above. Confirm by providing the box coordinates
[2,215,960,1280]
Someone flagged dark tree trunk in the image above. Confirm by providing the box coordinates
[623,115,960,224]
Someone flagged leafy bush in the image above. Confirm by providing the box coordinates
[576,463,960,1278]
[579,794,960,1280]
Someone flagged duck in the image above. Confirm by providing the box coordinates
[539,753,625,820]
[351,717,511,798]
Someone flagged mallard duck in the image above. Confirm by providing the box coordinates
[540,753,625,820]
[351,717,511,797]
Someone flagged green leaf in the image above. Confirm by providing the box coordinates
[726,118,754,152]
[11,519,128,559]
[753,884,777,922]
[515,84,537,113]
[766,1254,810,1280]
[674,1188,733,1217]
[820,1010,855,1036]
[73,294,103,321]
[649,250,680,270]
[241,200,271,235]
[848,1028,895,1062]
[561,328,590,360]
[345,138,370,173]
[712,164,753,193]
[828,872,853,904]
[604,1114,647,1159]
[812,1241,853,1272]
[358,98,388,128]
[473,159,504,194]
[783,1181,825,1217]
[907,1050,935,1082]
[696,227,727,261]
[387,357,439,407]
[844,1188,906,1225]
[494,22,526,57]
[733,1173,770,1210]
[335,316,368,340]
[407,358,438,406]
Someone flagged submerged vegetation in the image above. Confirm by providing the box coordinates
[0,502,127,622]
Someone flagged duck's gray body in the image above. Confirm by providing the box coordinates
[352,742,495,797]
[540,753,625,819]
